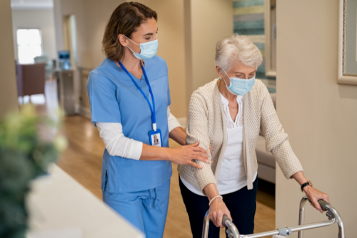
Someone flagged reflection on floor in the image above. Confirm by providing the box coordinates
[26,81,275,238]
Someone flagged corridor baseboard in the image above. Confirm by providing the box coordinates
[77,104,91,119]
[74,104,80,114]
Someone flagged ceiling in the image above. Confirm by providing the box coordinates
[11,0,53,9]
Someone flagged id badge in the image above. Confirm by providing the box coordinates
[149,129,162,147]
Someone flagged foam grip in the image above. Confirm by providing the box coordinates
[318,199,330,211]
[222,215,231,227]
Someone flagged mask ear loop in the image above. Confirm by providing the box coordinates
[124,35,140,46]
[221,68,231,87]
[123,35,140,54]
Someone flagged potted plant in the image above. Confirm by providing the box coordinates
[0,105,67,238]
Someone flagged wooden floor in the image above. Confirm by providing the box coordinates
[30,81,275,237]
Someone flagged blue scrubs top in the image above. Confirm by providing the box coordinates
[87,56,172,193]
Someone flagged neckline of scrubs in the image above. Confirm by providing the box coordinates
[111,60,148,84]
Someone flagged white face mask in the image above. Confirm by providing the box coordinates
[222,69,256,96]
[124,35,158,60]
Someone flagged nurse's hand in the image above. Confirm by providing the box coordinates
[169,142,210,169]
[209,197,232,227]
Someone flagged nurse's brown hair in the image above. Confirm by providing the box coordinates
[102,2,157,62]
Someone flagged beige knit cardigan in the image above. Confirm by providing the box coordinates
[178,79,303,192]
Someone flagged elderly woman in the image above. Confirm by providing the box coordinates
[178,34,330,237]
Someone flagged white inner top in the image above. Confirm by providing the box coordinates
[96,107,182,160]
[181,93,257,196]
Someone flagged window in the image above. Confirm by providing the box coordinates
[17,29,42,64]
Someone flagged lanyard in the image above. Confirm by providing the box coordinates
[118,61,157,131]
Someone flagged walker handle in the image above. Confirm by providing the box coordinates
[318,199,330,211]
[222,215,231,227]
[222,215,240,238]
[308,199,330,211]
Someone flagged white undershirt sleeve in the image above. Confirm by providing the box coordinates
[167,107,182,132]
[96,122,143,160]
[96,107,181,160]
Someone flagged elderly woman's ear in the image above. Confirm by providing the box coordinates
[215,66,223,78]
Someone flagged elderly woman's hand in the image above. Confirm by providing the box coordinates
[204,184,232,227]
[209,198,232,227]
[292,172,330,213]
[303,186,330,213]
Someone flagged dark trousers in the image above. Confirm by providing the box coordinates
[179,177,258,238]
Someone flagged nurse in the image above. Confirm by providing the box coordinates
[86,2,209,238]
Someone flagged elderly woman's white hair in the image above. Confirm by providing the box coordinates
[215,34,263,72]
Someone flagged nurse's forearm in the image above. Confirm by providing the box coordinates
[139,143,172,161]
[169,127,187,146]
[139,142,209,169]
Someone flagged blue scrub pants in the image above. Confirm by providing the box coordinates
[103,179,170,238]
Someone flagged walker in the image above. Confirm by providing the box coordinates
[202,196,345,238]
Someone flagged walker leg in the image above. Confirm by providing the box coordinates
[326,205,345,238]
[202,210,210,238]
[298,196,308,238]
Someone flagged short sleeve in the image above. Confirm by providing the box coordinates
[87,72,121,124]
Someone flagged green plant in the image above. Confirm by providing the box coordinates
[0,105,67,238]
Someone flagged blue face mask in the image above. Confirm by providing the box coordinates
[125,36,158,60]
[222,69,256,96]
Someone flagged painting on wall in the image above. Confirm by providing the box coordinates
[233,0,276,93]
[338,0,357,85]
[264,0,276,78]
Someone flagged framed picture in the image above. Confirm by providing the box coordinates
[264,0,276,77]
[338,0,357,85]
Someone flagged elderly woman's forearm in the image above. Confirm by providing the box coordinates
[292,171,308,185]
[203,183,220,201]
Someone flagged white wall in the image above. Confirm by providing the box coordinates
[184,0,233,109]
[11,9,57,62]
[0,0,18,118]
[53,0,124,69]
[276,1,357,237]
[53,0,86,67]
[140,0,187,118]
